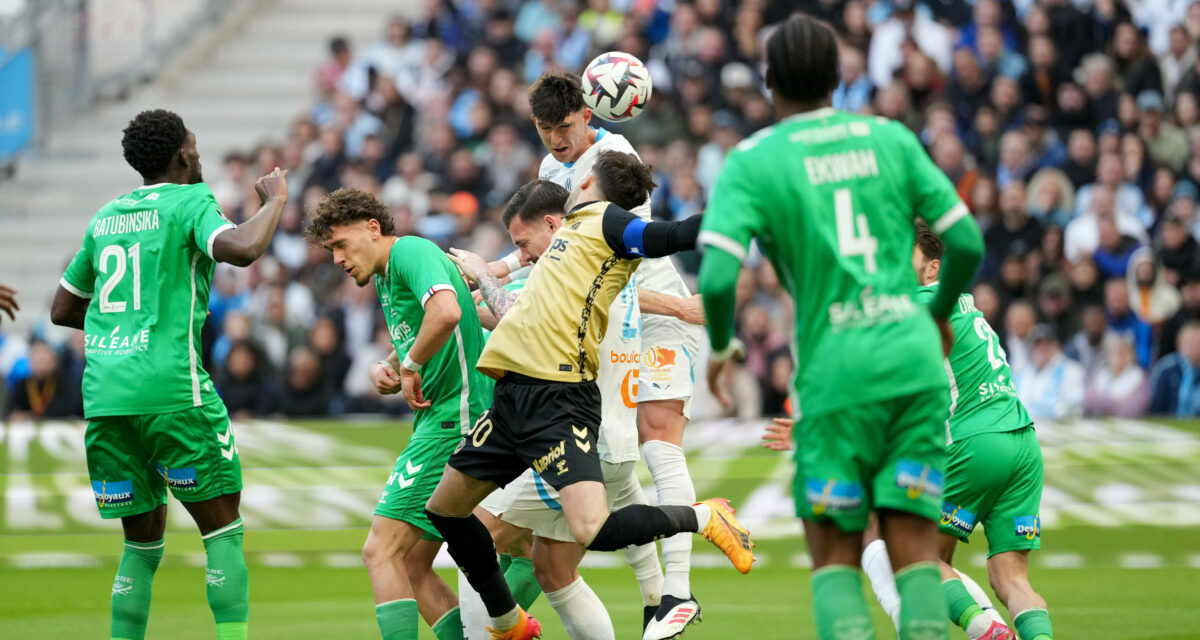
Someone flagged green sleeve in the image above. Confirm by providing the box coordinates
[698,147,762,351]
[698,248,741,351]
[914,285,938,305]
[394,237,459,308]
[901,128,983,317]
[931,217,984,318]
[189,185,236,260]
[60,232,95,298]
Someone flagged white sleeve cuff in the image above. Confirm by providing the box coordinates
[205,223,236,260]
[59,277,93,299]
[932,202,970,234]
[697,230,748,261]
[420,283,457,308]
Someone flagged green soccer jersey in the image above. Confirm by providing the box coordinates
[916,284,1033,442]
[701,108,971,417]
[60,183,235,418]
[376,236,492,438]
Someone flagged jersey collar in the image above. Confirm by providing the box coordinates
[783,107,837,122]
[137,182,171,189]
[569,200,600,214]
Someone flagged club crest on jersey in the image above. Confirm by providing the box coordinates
[894,460,943,499]
[805,478,863,515]
[940,503,977,537]
[1014,515,1040,540]
[644,346,676,369]
[92,479,134,508]
[154,464,198,491]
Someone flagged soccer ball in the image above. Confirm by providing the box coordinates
[581,51,652,122]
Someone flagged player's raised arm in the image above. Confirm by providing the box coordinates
[601,205,702,259]
[210,168,289,267]
[638,289,706,325]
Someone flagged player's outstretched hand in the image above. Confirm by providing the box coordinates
[762,417,794,451]
[0,285,18,325]
[934,316,954,356]
[447,248,488,284]
[401,369,432,411]
[254,167,289,205]
[370,361,403,395]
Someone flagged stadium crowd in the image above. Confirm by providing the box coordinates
[7,0,1200,422]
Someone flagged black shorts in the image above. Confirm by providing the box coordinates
[448,373,603,491]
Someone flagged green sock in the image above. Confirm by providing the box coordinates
[896,562,948,640]
[1014,608,1054,640]
[811,565,875,640]
[202,518,249,640]
[499,553,513,574]
[431,605,463,640]
[942,578,985,630]
[503,555,542,611]
[110,538,164,640]
[376,598,419,640]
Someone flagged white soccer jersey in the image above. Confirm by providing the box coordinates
[596,279,641,463]
[538,128,694,333]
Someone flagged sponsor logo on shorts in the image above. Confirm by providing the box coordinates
[154,464,198,491]
[92,479,134,508]
[940,503,977,537]
[532,440,566,474]
[894,460,943,500]
[1014,515,1040,540]
[644,346,676,369]
[805,478,863,515]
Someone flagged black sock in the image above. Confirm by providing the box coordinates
[586,504,697,552]
[425,509,517,617]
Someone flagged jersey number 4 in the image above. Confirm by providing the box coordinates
[98,243,142,314]
[834,188,878,274]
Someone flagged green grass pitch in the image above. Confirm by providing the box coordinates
[2,417,1198,638]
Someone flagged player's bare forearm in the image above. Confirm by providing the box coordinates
[639,289,706,325]
[385,349,400,371]
[49,285,87,330]
[478,271,518,321]
[213,195,286,267]
[476,303,499,331]
[407,290,461,365]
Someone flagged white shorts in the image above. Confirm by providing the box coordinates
[478,461,647,543]
[637,322,702,416]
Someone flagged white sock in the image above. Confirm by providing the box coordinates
[458,568,491,640]
[491,605,520,632]
[643,440,696,599]
[545,576,615,640]
[623,542,663,607]
[860,539,902,631]
[965,613,995,640]
[954,568,996,610]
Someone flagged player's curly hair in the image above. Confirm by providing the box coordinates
[305,187,396,244]
[765,14,840,104]
[914,220,944,260]
[529,71,586,124]
[503,179,569,226]
[121,109,188,180]
[591,150,656,211]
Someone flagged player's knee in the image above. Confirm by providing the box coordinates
[361,535,404,569]
[568,511,608,547]
[532,556,577,592]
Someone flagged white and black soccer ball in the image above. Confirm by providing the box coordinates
[581,51,652,123]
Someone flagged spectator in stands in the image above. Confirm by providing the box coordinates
[1150,321,1200,416]
[1020,35,1068,108]
[1058,128,1097,189]
[7,341,82,419]
[269,346,332,417]
[1005,299,1038,374]
[1084,336,1150,417]
[1105,277,1155,368]
[1026,167,1075,227]
[216,340,272,419]
[1075,152,1150,222]
[971,281,1004,329]
[761,350,793,417]
[1161,26,1197,102]
[1014,325,1086,420]
[310,316,351,411]
[1037,275,1077,342]
[1138,90,1189,173]
[1128,247,1182,325]
[1112,21,1165,98]
[316,36,352,98]
[868,0,953,89]
[738,303,784,385]
[833,45,872,113]
[1093,215,1142,278]
[1065,184,1149,262]
[1068,303,1118,378]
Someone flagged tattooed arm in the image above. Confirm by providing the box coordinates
[448,248,520,321]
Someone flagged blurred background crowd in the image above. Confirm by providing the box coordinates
[7,0,1200,423]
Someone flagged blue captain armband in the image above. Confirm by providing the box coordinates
[620,216,649,257]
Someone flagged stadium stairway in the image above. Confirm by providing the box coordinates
[0,0,410,337]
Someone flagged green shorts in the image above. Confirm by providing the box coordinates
[792,388,947,532]
[374,431,462,541]
[939,426,1043,556]
[85,402,242,519]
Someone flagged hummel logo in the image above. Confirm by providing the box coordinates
[406,460,422,475]
[572,425,591,453]
[217,427,235,460]
[395,460,423,488]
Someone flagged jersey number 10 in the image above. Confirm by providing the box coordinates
[834,188,878,274]
[98,243,142,314]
